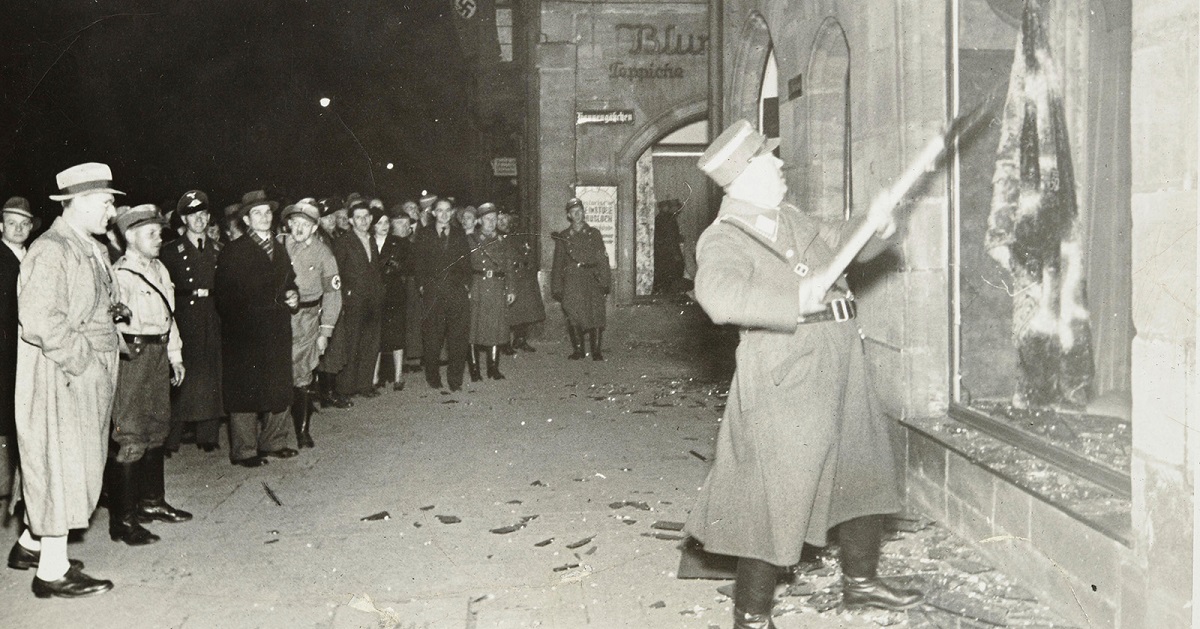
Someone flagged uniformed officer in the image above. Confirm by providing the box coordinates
[550,198,611,360]
[281,199,342,448]
[468,203,516,380]
[107,204,191,547]
[160,190,223,454]
[498,209,544,353]
[685,120,921,628]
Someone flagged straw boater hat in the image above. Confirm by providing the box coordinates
[696,119,781,187]
[49,162,125,201]
[115,204,168,234]
[176,190,210,216]
[281,197,320,224]
[3,196,41,230]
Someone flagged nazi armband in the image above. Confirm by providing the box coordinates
[324,274,342,293]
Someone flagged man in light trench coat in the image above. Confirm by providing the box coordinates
[685,121,923,628]
[9,163,125,598]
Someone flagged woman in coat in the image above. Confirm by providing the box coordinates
[373,209,409,390]
[468,204,516,380]
[687,121,921,628]
[550,198,610,360]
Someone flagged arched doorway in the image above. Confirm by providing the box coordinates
[803,18,852,222]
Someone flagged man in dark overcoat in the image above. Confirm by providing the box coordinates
[414,198,472,391]
[214,191,299,468]
[0,197,36,494]
[468,203,516,379]
[327,199,383,398]
[160,190,223,453]
[550,198,611,360]
[498,210,544,353]
[685,120,921,628]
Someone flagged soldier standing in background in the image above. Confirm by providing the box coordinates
[468,203,516,380]
[550,198,611,361]
[281,199,342,449]
[498,209,543,353]
[160,190,223,454]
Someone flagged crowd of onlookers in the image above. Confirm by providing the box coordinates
[0,161,620,598]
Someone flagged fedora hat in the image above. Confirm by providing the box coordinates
[115,204,167,234]
[697,120,780,187]
[49,162,125,201]
[3,196,41,230]
[176,190,210,216]
[238,190,278,217]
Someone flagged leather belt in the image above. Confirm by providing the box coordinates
[473,270,506,278]
[122,333,169,345]
[797,297,856,325]
[298,297,322,309]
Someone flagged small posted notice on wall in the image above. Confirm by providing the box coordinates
[573,185,617,266]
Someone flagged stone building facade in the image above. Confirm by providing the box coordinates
[525,0,1196,625]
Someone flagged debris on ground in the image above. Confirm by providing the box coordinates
[609,500,651,511]
[565,535,594,549]
[534,538,554,547]
[360,511,390,522]
[649,600,666,609]
[530,480,546,487]
[651,520,685,531]
[490,515,538,534]
[261,482,283,506]
[436,515,461,524]
[689,450,708,462]
[419,505,435,511]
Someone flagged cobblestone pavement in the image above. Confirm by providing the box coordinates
[0,302,1074,628]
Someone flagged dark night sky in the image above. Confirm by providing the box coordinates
[1,1,478,222]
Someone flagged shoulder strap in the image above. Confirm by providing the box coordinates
[117,267,174,318]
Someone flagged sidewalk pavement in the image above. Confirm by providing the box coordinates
[0,302,1073,628]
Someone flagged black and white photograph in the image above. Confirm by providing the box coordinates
[0,0,1195,627]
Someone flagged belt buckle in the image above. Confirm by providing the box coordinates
[831,298,851,322]
[485,270,495,279]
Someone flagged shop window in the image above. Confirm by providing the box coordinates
[949,0,1132,533]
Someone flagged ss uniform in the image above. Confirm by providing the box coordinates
[684,121,921,628]
[106,205,192,546]
[281,200,342,448]
[159,190,223,452]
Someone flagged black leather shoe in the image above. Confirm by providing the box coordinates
[232,456,269,468]
[32,566,113,599]
[137,499,193,523]
[392,381,405,391]
[109,518,160,546]
[360,388,380,399]
[426,377,443,390]
[297,432,315,449]
[7,544,83,571]
[197,443,220,453]
[841,576,924,611]
[733,608,777,629]
[260,448,299,459]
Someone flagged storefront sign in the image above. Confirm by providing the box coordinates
[573,186,617,265]
[491,157,517,177]
[608,62,685,82]
[615,23,708,56]
[576,110,634,125]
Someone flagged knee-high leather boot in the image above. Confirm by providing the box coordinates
[513,324,536,352]
[291,387,314,448]
[136,448,192,523]
[567,326,585,360]
[838,515,923,610]
[589,328,604,361]
[467,344,483,382]
[733,557,779,629]
[486,345,505,380]
[106,458,159,546]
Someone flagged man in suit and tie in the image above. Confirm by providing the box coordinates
[326,199,383,398]
[0,197,36,496]
[415,198,472,391]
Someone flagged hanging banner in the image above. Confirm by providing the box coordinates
[573,185,618,266]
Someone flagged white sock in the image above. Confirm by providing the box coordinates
[18,528,41,552]
[34,535,69,581]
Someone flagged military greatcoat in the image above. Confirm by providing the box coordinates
[550,224,610,329]
[160,236,224,422]
[14,218,120,536]
[469,232,516,346]
[683,198,902,567]
[505,233,545,327]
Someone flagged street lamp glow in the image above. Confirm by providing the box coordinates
[386,162,394,170]
[319,97,331,108]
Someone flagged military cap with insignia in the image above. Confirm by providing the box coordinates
[176,190,210,216]
[697,119,780,187]
[282,197,321,224]
[115,203,168,234]
[317,197,342,217]
[476,202,498,217]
